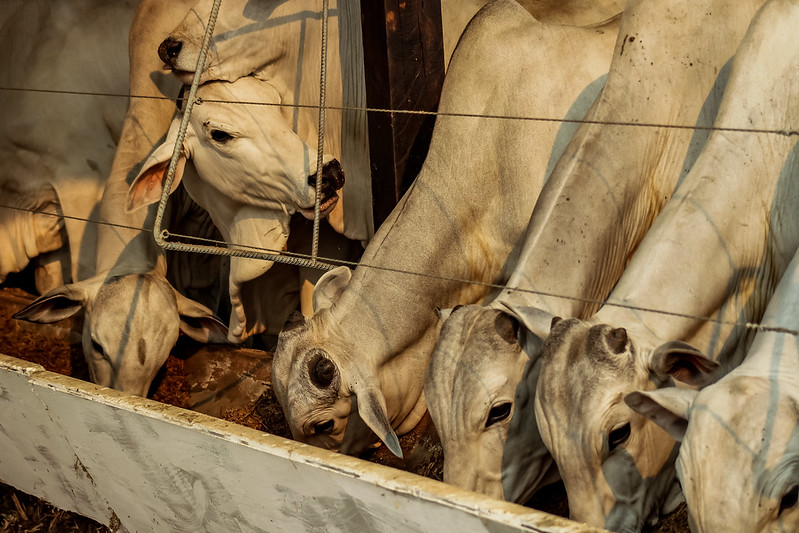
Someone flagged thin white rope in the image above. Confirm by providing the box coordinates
[4,9,798,336]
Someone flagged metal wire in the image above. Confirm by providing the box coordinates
[151,0,223,258]
[1,87,796,138]
[3,3,798,336]
[312,0,330,260]
[2,203,797,338]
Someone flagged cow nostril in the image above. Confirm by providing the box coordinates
[158,38,183,63]
[308,160,345,190]
[313,419,334,435]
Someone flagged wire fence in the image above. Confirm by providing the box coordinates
[2,86,797,138]
[1,3,798,339]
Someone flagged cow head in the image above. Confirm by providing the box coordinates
[13,272,228,396]
[425,304,557,501]
[534,317,719,532]
[628,374,799,533]
[158,0,326,85]
[126,77,344,341]
[272,265,402,458]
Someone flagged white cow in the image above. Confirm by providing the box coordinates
[426,0,745,504]
[425,9,625,500]
[534,0,798,529]
[146,0,373,343]
[625,2,799,530]
[154,0,636,343]
[269,0,618,459]
[158,0,372,238]
[126,76,359,341]
[13,0,230,397]
[0,0,132,292]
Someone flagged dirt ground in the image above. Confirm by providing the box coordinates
[0,282,688,532]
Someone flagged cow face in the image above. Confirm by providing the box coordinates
[272,313,353,451]
[534,318,717,532]
[13,272,228,397]
[158,0,323,85]
[128,78,343,222]
[126,78,344,341]
[425,305,527,499]
[272,266,402,458]
[630,375,799,533]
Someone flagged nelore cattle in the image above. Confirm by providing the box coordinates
[425,4,624,499]
[13,0,230,397]
[427,0,747,506]
[270,0,624,459]
[0,0,132,292]
[624,1,799,531]
[534,0,798,529]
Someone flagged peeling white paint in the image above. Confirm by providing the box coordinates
[0,353,603,532]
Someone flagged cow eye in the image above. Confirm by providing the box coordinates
[91,339,103,353]
[608,422,631,451]
[486,401,512,428]
[210,129,233,143]
[780,485,799,515]
[313,419,334,435]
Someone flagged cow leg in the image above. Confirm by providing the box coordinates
[34,248,70,294]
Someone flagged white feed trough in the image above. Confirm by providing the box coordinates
[0,352,602,532]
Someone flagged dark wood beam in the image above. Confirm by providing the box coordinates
[360,0,445,230]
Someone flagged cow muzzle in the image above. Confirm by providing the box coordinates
[301,159,345,220]
[158,37,183,67]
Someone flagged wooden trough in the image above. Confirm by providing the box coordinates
[0,350,604,532]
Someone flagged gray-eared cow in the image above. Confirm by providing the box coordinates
[13,0,230,396]
[625,1,799,530]
[534,0,799,529]
[270,0,622,458]
[426,0,757,505]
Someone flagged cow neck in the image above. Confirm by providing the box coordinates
[96,75,178,276]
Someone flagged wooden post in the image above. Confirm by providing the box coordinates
[360,0,445,229]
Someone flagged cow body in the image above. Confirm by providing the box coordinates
[426,0,749,504]
[141,0,372,343]
[270,0,617,459]
[425,8,626,501]
[625,2,799,530]
[13,0,229,397]
[0,0,133,292]
[534,0,799,529]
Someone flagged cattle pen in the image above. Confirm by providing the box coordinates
[2,0,797,531]
[0,1,599,530]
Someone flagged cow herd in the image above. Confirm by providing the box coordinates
[1,0,798,531]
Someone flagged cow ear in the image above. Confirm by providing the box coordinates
[625,388,698,442]
[174,291,229,344]
[650,341,720,386]
[435,307,453,322]
[312,266,352,312]
[499,302,554,341]
[436,304,470,323]
[125,117,190,213]
[12,278,101,323]
[353,382,402,458]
